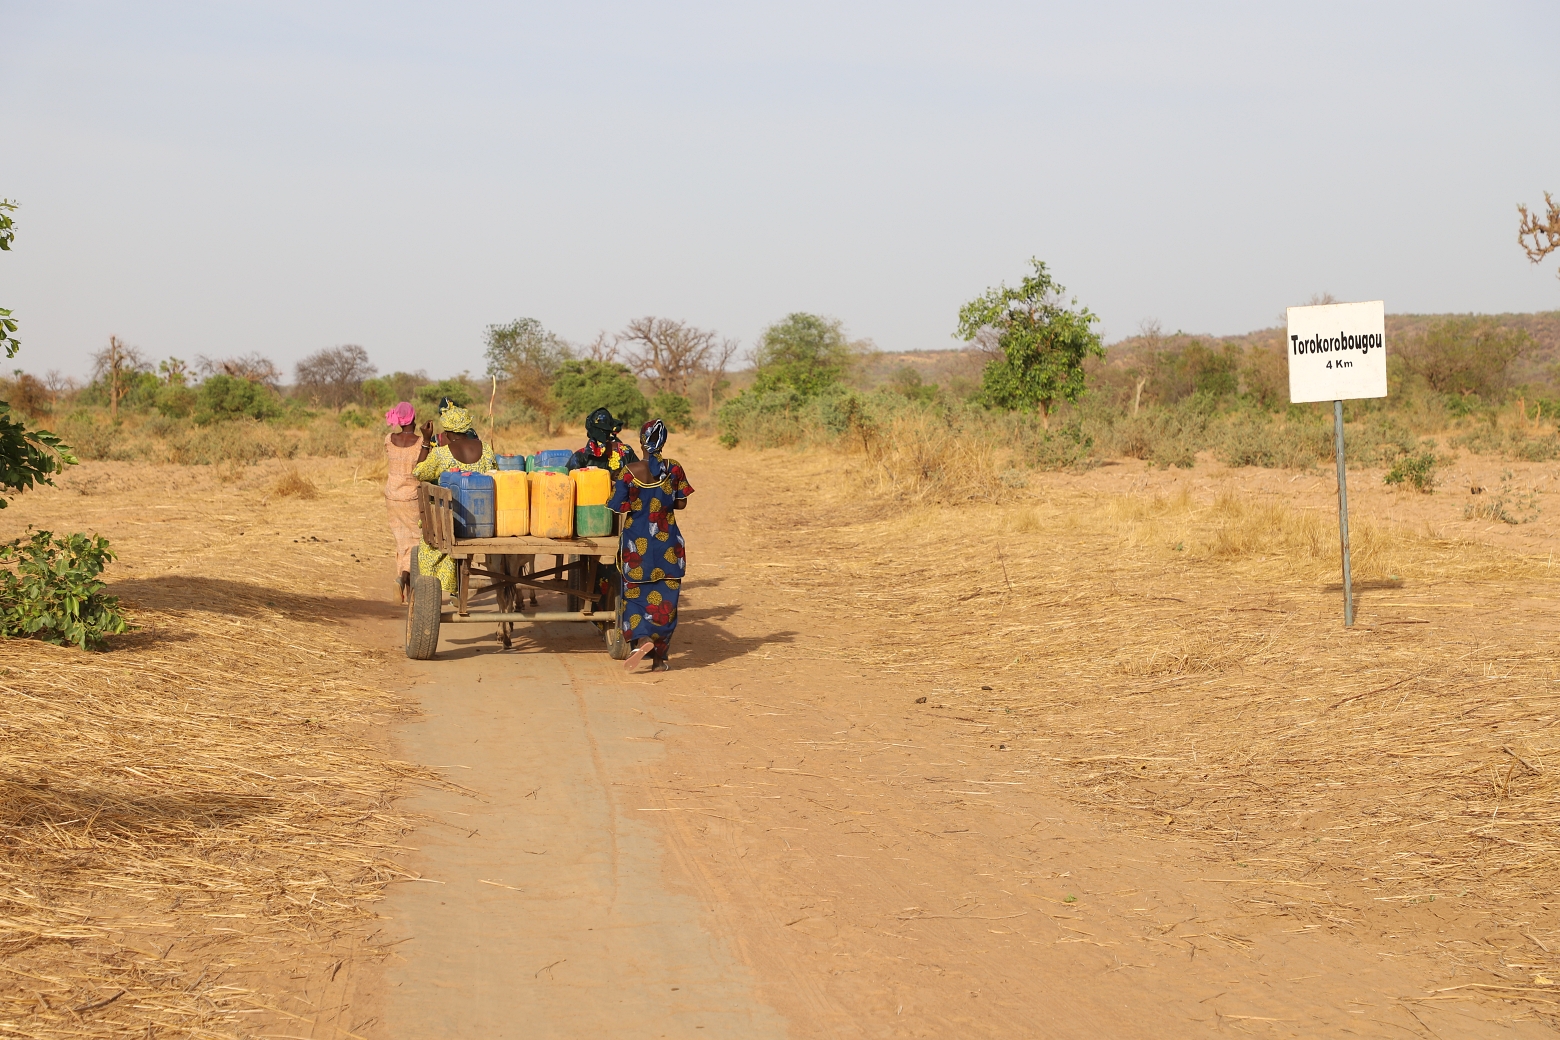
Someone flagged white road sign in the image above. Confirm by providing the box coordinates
[1286,300,1387,404]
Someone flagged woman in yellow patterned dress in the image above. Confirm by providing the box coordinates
[412,400,495,595]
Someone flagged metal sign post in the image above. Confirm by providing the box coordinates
[1333,400,1353,627]
[1287,301,1386,627]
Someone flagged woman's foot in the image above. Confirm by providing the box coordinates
[623,641,655,671]
[650,658,670,672]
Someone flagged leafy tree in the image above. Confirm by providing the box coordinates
[294,344,376,410]
[1400,316,1533,399]
[551,360,648,428]
[413,378,476,413]
[194,374,282,424]
[648,390,693,433]
[484,318,572,433]
[957,259,1104,427]
[888,366,939,405]
[751,313,853,397]
[362,371,429,411]
[484,318,571,380]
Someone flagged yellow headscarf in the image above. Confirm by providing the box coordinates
[439,402,475,434]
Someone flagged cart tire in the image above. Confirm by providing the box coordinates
[605,624,629,660]
[566,555,584,613]
[405,573,442,660]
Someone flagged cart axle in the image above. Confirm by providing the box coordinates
[440,611,610,624]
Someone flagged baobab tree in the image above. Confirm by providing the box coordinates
[616,317,738,407]
[91,336,148,421]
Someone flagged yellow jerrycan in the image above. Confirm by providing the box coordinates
[493,471,529,537]
[571,467,613,537]
[530,470,574,538]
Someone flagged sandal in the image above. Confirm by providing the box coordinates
[623,641,655,671]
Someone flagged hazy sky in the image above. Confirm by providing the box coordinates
[4,1,1559,381]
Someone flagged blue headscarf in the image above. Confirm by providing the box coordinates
[640,419,668,479]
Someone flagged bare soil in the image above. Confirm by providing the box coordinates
[3,437,1558,1037]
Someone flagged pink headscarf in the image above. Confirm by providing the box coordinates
[385,401,415,427]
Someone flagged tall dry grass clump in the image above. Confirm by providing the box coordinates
[271,467,320,499]
[858,411,1008,504]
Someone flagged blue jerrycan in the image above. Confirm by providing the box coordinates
[438,471,496,539]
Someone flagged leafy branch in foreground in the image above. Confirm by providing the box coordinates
[0,200,18,358]
[0,529,130,650]
[0,196,123,648]
[0,404,76,507]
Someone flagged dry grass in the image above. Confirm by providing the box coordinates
[752,459,1560,996]
[271,468,320,499]
[0,459,439,1038]
[856,412,1010,504]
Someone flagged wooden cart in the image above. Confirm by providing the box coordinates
[404,482,628,660]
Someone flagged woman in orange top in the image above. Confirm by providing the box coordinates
[383,401,428,601]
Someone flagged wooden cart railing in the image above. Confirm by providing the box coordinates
[415,482,619,632]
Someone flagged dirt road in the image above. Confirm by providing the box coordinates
[354,439,1558,1038]
[367,629,788,1037]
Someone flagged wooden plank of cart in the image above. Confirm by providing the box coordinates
[404,482,628,661]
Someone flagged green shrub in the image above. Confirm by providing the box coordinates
[1030,418,1095,471]
[362,371,427,411]
[1092,403,1208,469]
[413,378,476,412]
[751,313,853,397]
[1213,415,1331,469]
[1384,451,1438,492]
[717,388,805,448]
[1451,424,1560,461]
[154,383,196,418]
[647,391,693,433]
[0,529,129,649]
[551,361,648,428]
[337,405,373,428]
[195,375,282,424]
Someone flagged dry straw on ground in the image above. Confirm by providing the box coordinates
[756,455,1560,1000]
[271,468,321,499]
[0,459,439,1039]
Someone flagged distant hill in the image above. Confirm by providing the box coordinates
[1106,311,1560,388]
[727,311,1560,395]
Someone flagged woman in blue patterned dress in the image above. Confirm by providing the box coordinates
[607,419,694,672]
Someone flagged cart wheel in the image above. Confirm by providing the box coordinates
[565,555,584,613]
[605,624,629,661]
[405,572,442,660]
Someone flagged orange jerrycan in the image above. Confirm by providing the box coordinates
[571,468,613,537]
[530,470,574,538]
[493,471,529,536]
